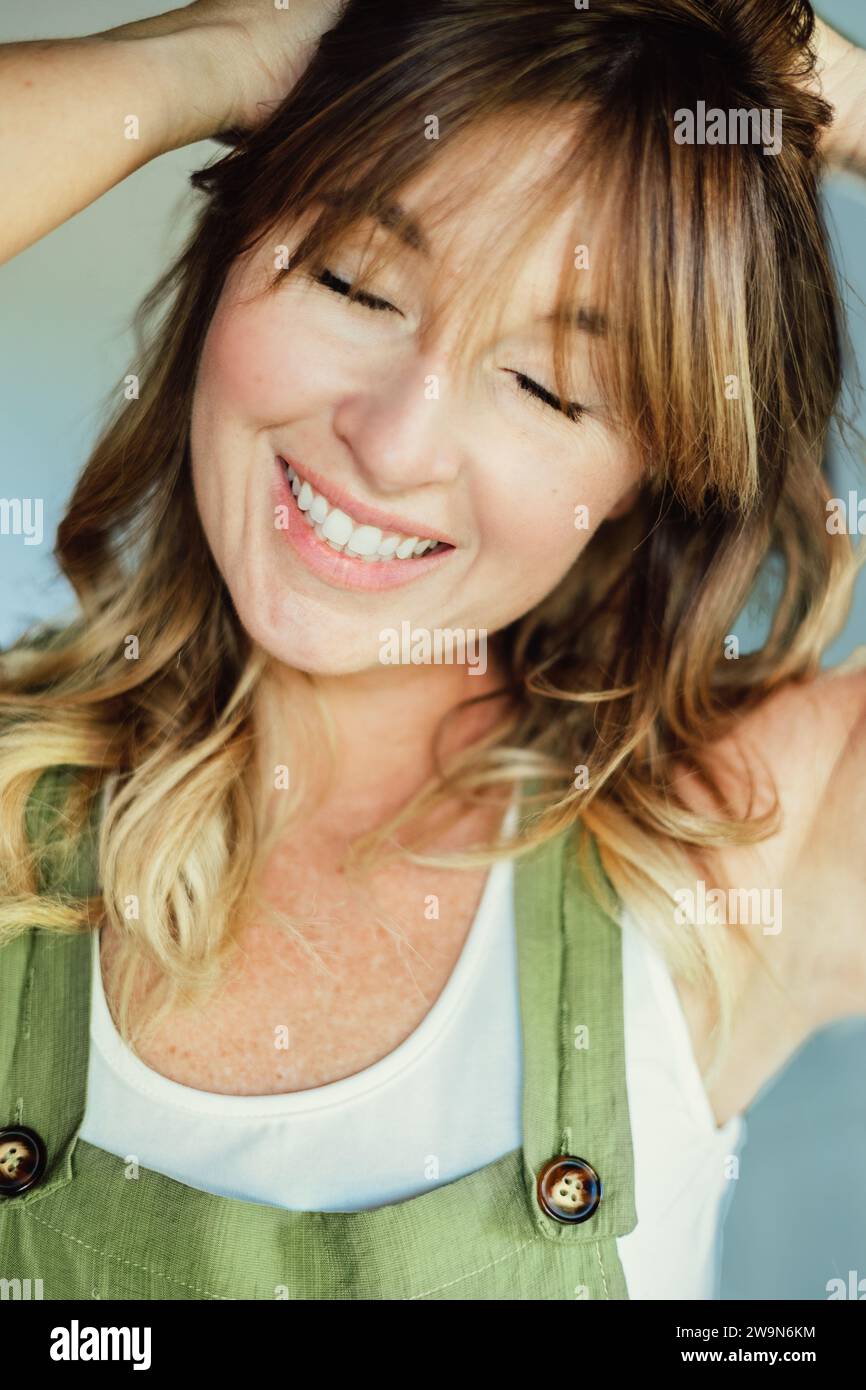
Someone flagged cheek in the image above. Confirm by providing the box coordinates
[480,425,633,576]
[189,280,329,565]
[194,296,324,429]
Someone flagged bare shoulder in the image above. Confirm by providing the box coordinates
[668,653,866,1124]
[673,655,866,868]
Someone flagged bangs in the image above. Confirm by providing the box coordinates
[259,105,617,436]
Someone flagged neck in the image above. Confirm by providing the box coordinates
[254,643,514,834]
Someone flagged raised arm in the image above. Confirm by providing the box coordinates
[0,0,345,268]
[814,14,866,177]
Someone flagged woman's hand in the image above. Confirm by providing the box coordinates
[812,16,866,177]
[103,0,348,139]
[0,1,346,266]
[192,0,349,134]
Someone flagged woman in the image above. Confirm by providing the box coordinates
[0,0,865,1301]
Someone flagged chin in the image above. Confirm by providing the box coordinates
[238,602,375,678]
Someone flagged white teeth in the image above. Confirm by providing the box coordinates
[281,460,446,561]
[346,524,383,557]
[320,509,354,547]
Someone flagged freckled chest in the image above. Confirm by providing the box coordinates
[101,844,496,1095]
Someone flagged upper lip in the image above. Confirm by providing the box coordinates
[278,454,456,547]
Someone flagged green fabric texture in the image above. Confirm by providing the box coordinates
[0,767,637,1299]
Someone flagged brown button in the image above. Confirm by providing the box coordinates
[0,1125,47,1198]
[536,1155,602,1224]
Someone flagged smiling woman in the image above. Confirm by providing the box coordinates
[188,112,641,658]
[1,0,866,1309]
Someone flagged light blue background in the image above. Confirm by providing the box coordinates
[0,1,864,1300]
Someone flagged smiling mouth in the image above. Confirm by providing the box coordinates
[278,457,453,562]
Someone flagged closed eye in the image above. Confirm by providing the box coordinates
[314,267,403,315]
[507,371,586,423]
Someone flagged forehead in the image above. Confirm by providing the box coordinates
[399,114,576,236]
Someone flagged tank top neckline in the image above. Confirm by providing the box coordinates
[92,777,737,1141]
[89,798,519,1118]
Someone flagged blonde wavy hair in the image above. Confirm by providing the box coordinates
[1,0,862,1080]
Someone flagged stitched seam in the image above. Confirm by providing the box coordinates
[27,1208,539,1301]
[24,1209,232,1300]
[406,1237,538,1299]
[556,834,568,1151]
[594,1241,610,1299]
[27,1205,540,1302]
[21,963,35,1042]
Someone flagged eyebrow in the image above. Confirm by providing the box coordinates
[319,190,429,254]
[542,305,607,337]
[317,191,607,335]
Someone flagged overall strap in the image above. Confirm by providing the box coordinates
[513,787,638,1256]
[0,767,96,1207]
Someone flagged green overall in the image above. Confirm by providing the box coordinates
[0,767,637,1300]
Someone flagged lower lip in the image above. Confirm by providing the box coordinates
[272,457,456,593]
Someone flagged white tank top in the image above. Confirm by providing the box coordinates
[80,795,746,1299]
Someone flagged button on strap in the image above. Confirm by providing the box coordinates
[536,1155,602,1224]
[0,1124,47,1197]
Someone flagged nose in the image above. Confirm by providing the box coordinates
[331,351,463,495]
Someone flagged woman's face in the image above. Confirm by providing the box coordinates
[190,118,643,676]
